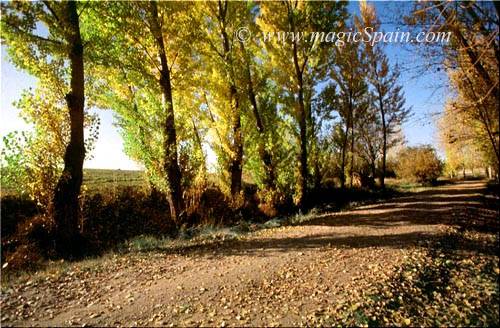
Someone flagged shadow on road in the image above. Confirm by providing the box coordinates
[145,181,497,258]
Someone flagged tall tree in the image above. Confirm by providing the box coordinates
[148,1,185,221]
[356,2,410,188]
[2,1,90,255]
[239,40,277,196]
[319,33,368,189]
[90,1,201,222]
[197,0,250,198]
[258,0,347,207]
[357,98,383,185]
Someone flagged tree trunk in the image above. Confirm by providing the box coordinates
[217,1,243,198]
[229,84,243,197]
[292,42,307,208]
[240,41,276,193]
[149,1,185,222]
[52,1,85,257]
[371,161,376,183]
[349,122,355,188]
[379,94,387,189]
[340,127,349,189]
[296,84,308,207]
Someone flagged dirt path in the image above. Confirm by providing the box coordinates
[1,181,488,326]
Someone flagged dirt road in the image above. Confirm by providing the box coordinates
[0,181,488,326]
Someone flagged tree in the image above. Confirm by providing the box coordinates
[89,1,202,222]
[357,97,383,186]
[258,0,347,207]
[2,1,91,255]
[356,1,410,189]
[320,34,368,189]
[197,0,251,198]
[239,37,277,198]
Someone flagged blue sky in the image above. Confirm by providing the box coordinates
[0,1,447,170]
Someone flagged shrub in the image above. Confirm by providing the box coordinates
[81,187,174,253]
[1,186,176,270]
[2,214,55,272]
[0,195,39,238]
[395,145,443,184]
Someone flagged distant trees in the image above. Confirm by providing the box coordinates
[438,102,484,178]
[409,1,499,180]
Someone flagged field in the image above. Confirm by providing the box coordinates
[82,169,146,194]
[0,169,146,197]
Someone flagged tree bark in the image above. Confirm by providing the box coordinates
[229,83,243,197]
[240,42,276,193]
[217,0,243,198]
[309,113,321,190]
[296,80,308,207]
[349,116,355,188]
[378,92,387,189]
[52,1,85,257]
[292,39,307,208]
[340,126,349,189]
[371,161,376,183]
[149,1,185,223]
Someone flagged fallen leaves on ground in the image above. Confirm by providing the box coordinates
[312,227,499,327]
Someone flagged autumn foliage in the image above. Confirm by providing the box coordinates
[395,146,442,184]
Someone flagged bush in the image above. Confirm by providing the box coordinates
[2,214,55,271]
[81,187,175,253]
[1,195,39,238]
[395,145,442,184]
[1,187,176,270]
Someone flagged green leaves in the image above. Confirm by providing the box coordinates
[0,84,99,209]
